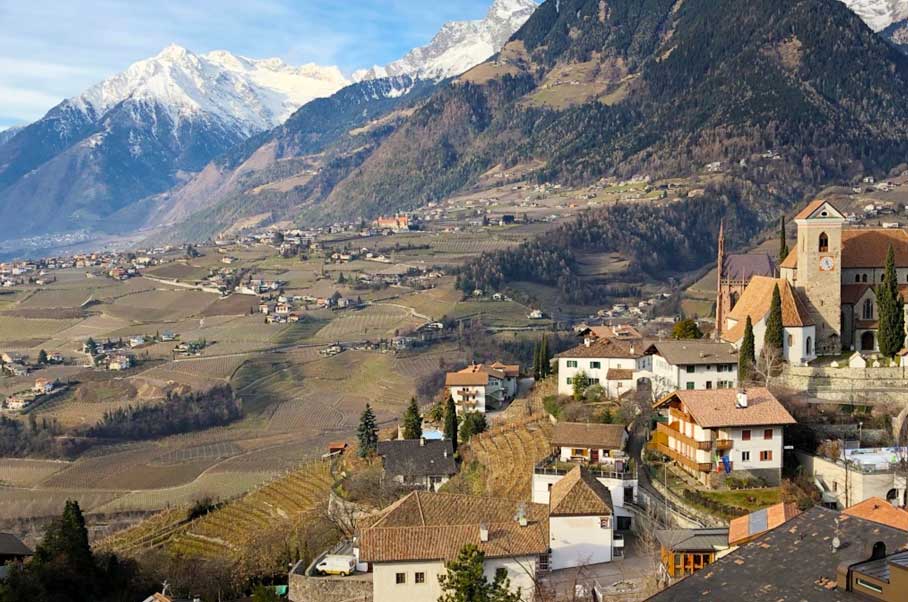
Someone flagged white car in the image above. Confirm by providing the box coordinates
[316,555,356,577]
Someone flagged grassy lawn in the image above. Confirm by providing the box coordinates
[700,488,782,512]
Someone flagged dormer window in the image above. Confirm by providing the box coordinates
[819,233,829,253]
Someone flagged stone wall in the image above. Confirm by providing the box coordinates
[289,570,372,602]
[777,365,908,404]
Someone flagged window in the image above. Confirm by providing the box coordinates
[705,381,713,390]
[600,516,612,529]
[590,361,601,369]
[589,378,600,385]
[855,274,861,283]
[862,273,868,283]
[686,366,695,373]
[718,380,733,389]
[787,334,793,347]
[742,430,751,441]
[741,451,751,462]
[567,360,578,368]
[415,572,425,584]
[566,378,573,385]
[863,298,873,320]
[686,382,695,390]
[760,450,773,462]
[805,337,812,355]
[764,429,773,440]
[819,232,828,252]
[856,579,883,594]
[396,573,406,585]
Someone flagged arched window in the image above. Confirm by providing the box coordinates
[805,337,812,356]
[787,334,793,348]
[819,232,829,253]
[863,299,874,320]
[854,274,861,283]
[729,291,739,310]
[862,274,868,283]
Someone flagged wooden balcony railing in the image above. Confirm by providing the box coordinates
[657,422,711,451]
[650,441,713,473]
[715,439,733,452]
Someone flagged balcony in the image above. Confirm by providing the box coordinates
[650,441,713,473]
[657,422,711,451]
[715,439,733,451]
[534,453,637,481]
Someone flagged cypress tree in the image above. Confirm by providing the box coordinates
[764,283,784,352]
[356,404,378,457]
[878,245,905,357]
[541,335,551,378]
[739,316,756,382]
[402,397,423,440]
[532,342,541,381]
[779,216,789,263]
[444,395,459,453]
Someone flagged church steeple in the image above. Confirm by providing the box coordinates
[715,220,726,341]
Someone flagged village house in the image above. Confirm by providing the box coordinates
[0,533,32,580]
[108,354,132,371]
[555,338,641,398]
[637,340,739,396]
[549,422,629,467]
[445,363,519,414]
[655,527,730,580]
[650,388,796,486]
[796,446,908,508]
[32,378,54,395]
[376,439,457,492]
[356,492,548,602]
[647,507,908,602]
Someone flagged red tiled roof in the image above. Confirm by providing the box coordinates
[445,364,506,386]
[843,497,908,532]
[549,466,613,517]
[794,199,842,221]
[723,277,812,342]
[728,502,800,546]
[842,228,908,268]
[556,338,641,359]
[655,387,796,428]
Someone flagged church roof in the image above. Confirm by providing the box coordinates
[722,254,776,281]
[794,199,844,220]
[779,228,908,270]
[724,277,813,342]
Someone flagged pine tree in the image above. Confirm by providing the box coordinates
[878,245,905,357]
[37,349,48,365]
[739,316,756,382]
[357,404,378,458]
[764,283,784,352]
[402,397,423,440]
[444,395,459,453]
[438,544,521,602]
[779,216,789,263]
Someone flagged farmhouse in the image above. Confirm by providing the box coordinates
[357,492,549,602]
[555,338,641,398]
[376,439,457,492]
[650,388,796,486]
[638,340,739,395]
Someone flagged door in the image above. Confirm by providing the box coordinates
[590,449,599,463]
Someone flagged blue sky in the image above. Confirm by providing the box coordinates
[0,0,498,129]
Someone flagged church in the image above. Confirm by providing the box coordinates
[717,199,908,363]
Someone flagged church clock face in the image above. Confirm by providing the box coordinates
[819,256,835,272]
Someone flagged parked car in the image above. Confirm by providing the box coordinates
[316,555,357,576]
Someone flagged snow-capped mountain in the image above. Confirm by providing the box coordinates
[0,45,348,241]
[72,44,349,135]
[353,0,538,82]
[0,126,21,146]
[840,0,908,32]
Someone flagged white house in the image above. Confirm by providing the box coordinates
[357,492,548,602]
[721,276,816,366]
[638,340,738,396]
[547,466,617,570]
[445,362,519,414]
[651,388,796,486]
[555,338,641,398]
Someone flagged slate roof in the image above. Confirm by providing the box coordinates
[722,254,776,281]
[646,507,908,602]
[728,502,800,546]
[551,422,627,450]
[655,528,730,552]
[843,497,908,532]
[0,533,32,557]
[549,466,613,517]
[556,338,642,359]
[654,388,796,429]
[358,491,549,563]
[376,439,457,478]
[723,276,813,342]
[644,340,738,366]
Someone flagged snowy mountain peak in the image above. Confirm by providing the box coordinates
[840,0,908,32]
[353,0,537,82]
[69,45,349,134]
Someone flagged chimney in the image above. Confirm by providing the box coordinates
[479,522,489,542]
[515,502,528,527]
[736,388,748,409]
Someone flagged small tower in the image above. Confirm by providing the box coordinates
[715,221,726,341]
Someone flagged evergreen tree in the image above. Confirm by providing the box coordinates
[402,397,423,440]
[739,316,756,382]
[764,283,784,352]
[444,396,459,453]
[459,412,488,443]
[779,216,789,263]
[438,545,521,602]
[37,349,48,365]
[540,335,551,378]
[532,342,541,381]
[878,245,905,357]
[672,319,703,340]
[85,337,97,356]
[356,404,378,458]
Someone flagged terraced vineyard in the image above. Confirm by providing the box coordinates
[462,419,553,500]
[165,460,335,560]
[97,507,193,555]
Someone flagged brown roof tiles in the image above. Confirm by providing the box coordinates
[556,338,641,360]
[549,466,614,517]
[723,277,812,342]
[843,497,908,532]
[728,502,800,546]
[551,422,627,450]
[654,387,796,429]
[445,364,506,387]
